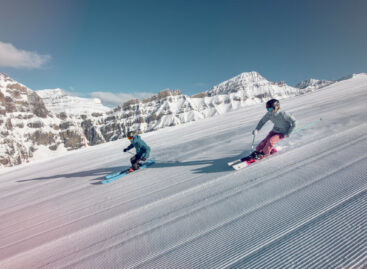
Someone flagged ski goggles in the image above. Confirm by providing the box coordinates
[128,136,133,140]
[267,107,274,112]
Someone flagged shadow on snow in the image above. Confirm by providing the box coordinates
[16,166,125,183]
[17,150,250,183]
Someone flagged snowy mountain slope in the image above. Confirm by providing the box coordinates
[1,71,315,168]
[295,78,334,90]
[36,88,111,114]
[0,74,366,268]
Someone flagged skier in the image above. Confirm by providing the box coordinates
[244,99,296,161]
[123,131,151,171]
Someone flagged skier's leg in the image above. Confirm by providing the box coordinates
[130,156,140,170]
[132,154,143,170]
[262,133,285,155]
[256,131,274,152]
[255,137,267,152]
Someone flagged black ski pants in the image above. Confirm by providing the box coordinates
[130,155,142,170]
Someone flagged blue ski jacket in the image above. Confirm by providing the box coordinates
[126,135,150,159]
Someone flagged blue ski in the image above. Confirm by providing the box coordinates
[101,160,155,184]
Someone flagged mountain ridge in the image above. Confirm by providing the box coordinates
[36,88,111,114]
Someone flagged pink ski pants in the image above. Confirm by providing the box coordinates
[256,131,285,155]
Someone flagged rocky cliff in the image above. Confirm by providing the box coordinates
[0,74,85,166]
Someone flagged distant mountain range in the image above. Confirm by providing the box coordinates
[295,78,334,90]
[0,71,359,168]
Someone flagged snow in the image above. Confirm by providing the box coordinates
[0,74,367,268]
[31,144,69,160]
[36,88,111,114]
[295,78,334,90]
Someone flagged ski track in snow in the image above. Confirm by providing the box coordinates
[0,75,367,268]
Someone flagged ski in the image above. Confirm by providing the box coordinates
[101,160,155,184]
[227,159,242,166]
[232,158,256,170]
[229,148,279,170]
[105,170,127,179]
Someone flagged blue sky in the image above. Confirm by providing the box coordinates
[0,0,366,106]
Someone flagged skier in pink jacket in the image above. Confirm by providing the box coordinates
[249,99,296,160]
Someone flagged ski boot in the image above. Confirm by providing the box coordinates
[240,155,252,162]
[240,151,264,162]
[250,151,265,160]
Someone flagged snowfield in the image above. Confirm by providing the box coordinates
[0,74,366,268]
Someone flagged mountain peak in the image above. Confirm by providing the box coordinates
[222,71,267,85]
[37,88,67,95]
[36,88,110,114]
[206,71,287,96]
[237,71,265,79]
[0,73,15,84]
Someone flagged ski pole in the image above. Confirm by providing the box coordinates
[124,150,134,155]
[251,134,256,151]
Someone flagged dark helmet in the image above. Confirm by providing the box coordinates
[266,99,280,110]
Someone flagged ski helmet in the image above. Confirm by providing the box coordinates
[266,99,280,112]
[127,131,135,138]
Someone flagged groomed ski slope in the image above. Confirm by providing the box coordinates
[1,74,367,269]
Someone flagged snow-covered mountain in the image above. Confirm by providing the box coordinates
[1,73,366,268]
[337,72,367,81]
[36,88,110,114]
[205,71,298,97]
[0,74,88,167]
[295,78,334,90]
[108,71,309,135]
[0,71,363,168]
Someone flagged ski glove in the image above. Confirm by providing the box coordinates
[252,129,258,135]
[123,148,128,152]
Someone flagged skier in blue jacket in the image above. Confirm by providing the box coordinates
[123,131,151,171]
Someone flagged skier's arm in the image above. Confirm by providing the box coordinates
[284,112,296,136]
[255,113,270,131]
[125,143,134,151]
